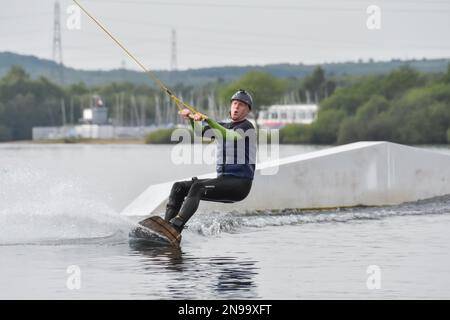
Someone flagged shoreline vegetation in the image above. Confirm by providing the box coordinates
[6,138,145,144]
[1,62,449,145]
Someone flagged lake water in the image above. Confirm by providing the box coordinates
[1,143,450,299]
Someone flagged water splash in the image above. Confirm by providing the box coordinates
[2,163,450,244]
[0,165,133,245]
[186,195,450,237]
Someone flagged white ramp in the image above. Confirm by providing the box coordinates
[120,141,450,216]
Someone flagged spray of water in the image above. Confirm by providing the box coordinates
[0,165,134,245]
[2,164,449,243]
[186,195,450,237]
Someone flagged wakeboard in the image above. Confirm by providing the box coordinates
[129,216,182,247]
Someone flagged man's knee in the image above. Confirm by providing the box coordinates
[171,181,184,193]
[188,181,205,197]
[172,180,191,194]
[169,181,190,203]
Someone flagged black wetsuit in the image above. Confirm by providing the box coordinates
[165,119,256,231]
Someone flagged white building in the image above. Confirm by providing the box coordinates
[257,104,319,129]
[32,95,158,140]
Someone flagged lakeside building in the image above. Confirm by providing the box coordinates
[257,104,319,129]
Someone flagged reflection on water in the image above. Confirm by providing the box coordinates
[129,241,259,299]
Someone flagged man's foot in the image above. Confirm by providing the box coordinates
[169,216,184,234]
[171,224,182,234]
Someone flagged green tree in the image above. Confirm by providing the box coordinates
[0,121,11,142]
[354,95,390,122]
[389,83,450,143]
[1,93,37,140]
[304,67,325,95]
[302,66,336,102]
[67,82,89,95]
[380,65,424,99]
[319,75,380,115]
[338,95,393,143]
[309,109,347,144]
[280,124,312,144]
[444,63,450,83]
[337,117,363,144]
[364,114,395,142]
[219,71,288,116]
[0,66,65,140]
[0,66,31,101]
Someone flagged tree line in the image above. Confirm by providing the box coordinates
[280,64,450,144]
[1,63,449,144]
[0,65,332,142]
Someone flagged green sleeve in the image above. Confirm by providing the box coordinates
[205,118,243,141]
[188,118,196,131]
[189,118,208,136]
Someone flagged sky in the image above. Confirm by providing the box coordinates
[1,0,449,71]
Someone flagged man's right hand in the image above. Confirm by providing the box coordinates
[179,109,191,119]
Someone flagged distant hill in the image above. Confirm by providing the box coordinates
[1,51,449,87]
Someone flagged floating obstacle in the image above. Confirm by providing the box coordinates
[121,141,450,216]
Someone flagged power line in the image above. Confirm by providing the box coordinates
[82,13,450,47]
[91,0,450,13]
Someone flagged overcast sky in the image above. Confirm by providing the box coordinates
[1,0,449,71]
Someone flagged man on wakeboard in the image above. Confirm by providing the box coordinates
[165,89,257,233]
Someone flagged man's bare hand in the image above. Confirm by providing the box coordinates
[192,112,208,121]
[179,109,191,119]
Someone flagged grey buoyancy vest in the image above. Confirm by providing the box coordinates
[214,119,256,179]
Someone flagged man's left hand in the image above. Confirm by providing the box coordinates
[192,112,208,121]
